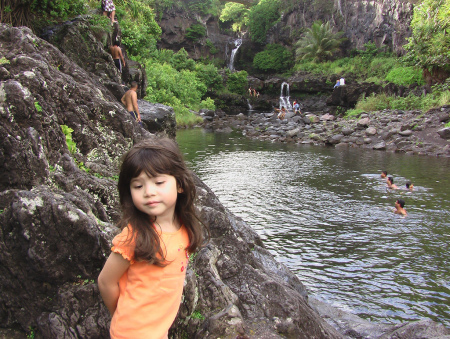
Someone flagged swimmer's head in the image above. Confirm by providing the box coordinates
[396,199,405,208]
[406,182,413,190]
[381,171,387,178]
[388,177,394,184]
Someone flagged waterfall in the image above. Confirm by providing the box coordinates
[228,38,242,71]
[279,82,292,111]
[247,99,253,111]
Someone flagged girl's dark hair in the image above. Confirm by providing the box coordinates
[117,137,205,266]
[388,177,394,184]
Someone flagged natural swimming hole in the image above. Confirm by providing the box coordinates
[177,128,450,327]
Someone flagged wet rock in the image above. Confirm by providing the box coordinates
[138,100,177,138]
[342,127,354,136]
[366,127,377,136]
[373,141,386,150]
[286,128,300,137]
[328,134,344,145]
[437,128,450,139]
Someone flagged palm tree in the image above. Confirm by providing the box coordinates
[295,21,345,62]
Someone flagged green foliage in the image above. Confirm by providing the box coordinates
[194,63,223,91]
[253,44,293,73]
[404,0,450,72]
[200,97,216,110]
[61,125,77,154]
[227,70,248,95]
[191,310,205,320]
[219,2,249,32]
[87,14,112,34]
[117,1,161,57]
[445,121,450,128]
[0,57,10,65]
[34,101,42,112]
[295,20,345,62]
[248,0,280,43]
[185,24,206,42]
[385,66,425,86]
[346,87,450,116]
[30,0,86,22]
[186,0,221,15]
[205,40,218,54]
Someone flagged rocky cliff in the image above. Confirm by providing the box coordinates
[157,0,414,69]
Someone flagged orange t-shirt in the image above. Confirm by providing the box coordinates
[110,225,190,339]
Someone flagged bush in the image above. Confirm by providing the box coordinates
[227,70,248,95]
[185,24,206,42]
[253,44,293,73]
[385,66,425,86]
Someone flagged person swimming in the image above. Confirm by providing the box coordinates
[405,182,414,192]
[393,199,407,216]
[387,177,398,189]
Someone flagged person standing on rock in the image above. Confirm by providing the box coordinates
[98,138,207,339]
[121,81,142,126]
[101,0,117,25]
[110,41,125,73]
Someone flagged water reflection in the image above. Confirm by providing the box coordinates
[177,128,450,326]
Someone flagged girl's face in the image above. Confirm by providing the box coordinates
[130,171,181,220]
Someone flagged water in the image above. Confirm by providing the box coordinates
[177,128,450,327]
[280,82,292,111]
[228,38,242,71]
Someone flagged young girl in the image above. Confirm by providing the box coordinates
[98,137,205,339]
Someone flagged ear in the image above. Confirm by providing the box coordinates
[177,186,184,193]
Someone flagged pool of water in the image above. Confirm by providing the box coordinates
[177,128,450,327]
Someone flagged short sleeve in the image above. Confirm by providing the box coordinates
[111,226,136,264]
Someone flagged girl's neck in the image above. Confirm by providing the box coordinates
[153,216,180,233]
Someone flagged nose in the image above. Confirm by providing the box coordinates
[143,182,156,196]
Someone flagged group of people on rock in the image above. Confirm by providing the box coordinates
[381,170,414,216]
[248,87,260,98]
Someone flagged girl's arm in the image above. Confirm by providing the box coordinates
[98,252,130,316]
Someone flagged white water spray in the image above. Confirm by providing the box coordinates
[228,38,242,71]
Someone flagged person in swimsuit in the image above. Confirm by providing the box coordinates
[110,41,125,73]
[121,81,142,125]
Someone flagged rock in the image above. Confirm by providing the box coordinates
[328,134,344,145]
[364,137,372,144]
[306,114,320,124]
[437,127,450,139]
[399,129,413,136]
[286,128,300,137]
[320,113,335,121]
[138,100,177,138]
[342,127,354,136]
[366,127,377,136]
[357,117,370,127]
[438,113,450,122]
[373,141,386,150]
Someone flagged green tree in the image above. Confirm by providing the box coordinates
[219,2,249,32]
[404,0,450,74]
[295,21,345,62]
[227,70,248,95]
[248,0,280,44]
[253,44,293,73]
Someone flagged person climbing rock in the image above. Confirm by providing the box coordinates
[110,41,125,73]
[101,0,117,25]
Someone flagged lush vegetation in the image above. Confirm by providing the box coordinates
[248,0,280,43]
[295,21,345,62]
[253,44,293,73]
[404,0,450,72]
[219,2,249,32]
[346,81,450,117]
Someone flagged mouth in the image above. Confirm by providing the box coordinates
[145,201,160,206]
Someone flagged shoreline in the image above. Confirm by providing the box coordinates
[199,107,450,158]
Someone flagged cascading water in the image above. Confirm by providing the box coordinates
[228,38,242,71]
[279,82,292,111]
